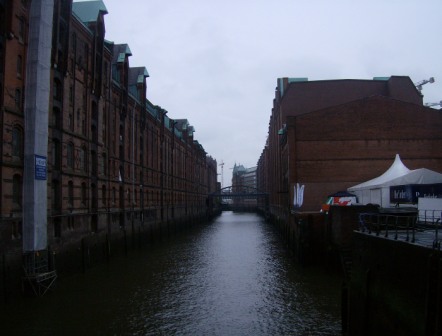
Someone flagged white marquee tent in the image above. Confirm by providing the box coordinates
[348,154,442,207]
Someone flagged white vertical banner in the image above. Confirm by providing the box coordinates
[293,183,305,209]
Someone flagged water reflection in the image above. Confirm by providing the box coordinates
[1,212,341,335]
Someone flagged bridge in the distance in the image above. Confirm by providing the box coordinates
[209,186,269,216]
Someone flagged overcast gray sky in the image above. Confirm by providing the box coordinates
[78,0,442,187]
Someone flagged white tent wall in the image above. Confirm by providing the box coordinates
[381,188,390,207]
[418,198,442,223]
[370,188,382,206]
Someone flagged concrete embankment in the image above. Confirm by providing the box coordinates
[346,232,441,336]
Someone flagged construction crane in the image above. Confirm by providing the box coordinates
[415,77,435,91]
[425,101,442,108]
[219,160,225,188]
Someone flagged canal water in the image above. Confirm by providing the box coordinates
[1,212,342,335]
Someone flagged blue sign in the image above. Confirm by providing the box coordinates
[35,155,47,180]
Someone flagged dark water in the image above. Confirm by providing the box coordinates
[1,212,342,335]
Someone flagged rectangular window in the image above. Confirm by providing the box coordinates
[81,183,87,204]
[68,113,73,130]
[68,182,73,205]
[13,175,22,206]
[69,86,73,105]
[12,127,23,158]
[54,219,61,238]
[67,143,74,168]
[17,55,22,77]
[80,148,85,171]
[15,89,21,108]
[72,33,77,53]
[18,17,24,42]
[52,140,60,169]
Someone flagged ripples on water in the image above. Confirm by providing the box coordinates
[1,212,342,335]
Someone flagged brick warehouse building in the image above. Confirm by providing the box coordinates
[258,76,442,214]
[0,0,218,263]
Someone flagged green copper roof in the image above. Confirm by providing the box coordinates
[72,0,108,23]
[288,77,308,83]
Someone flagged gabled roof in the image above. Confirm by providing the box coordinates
[277,76,422,118]
[175,119,195,134]
[129,67,149,86]
[72,1,108,23]
[128,67,149,100]
[175,119,189,131]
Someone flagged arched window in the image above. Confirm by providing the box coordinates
[102,111,106,141]
[12,174,22,207]
[11,221,22,240]
[53,107,61,129]
[52,179,61,210]
[12,126,23,159]
[53,218,61,238]
[91,183,97,209]
[15,89,21,108]
[101,153,107,175]
[71,32,77,53]
[119,125,124,142]
[92,101,98,122]
[53,79,62,101]
[91,124,97,143]
[18,17,24,41]
[91,150,97,176]
[140,136,144,164]
[17,55,22,77]
[67,142,74,168]
[119,165,123,182]
[82,110,86,135]
[69,86,73,105]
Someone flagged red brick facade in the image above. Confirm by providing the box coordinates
[258,77,442,213]
[0,0,217,255]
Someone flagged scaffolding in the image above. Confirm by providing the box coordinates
[22,250,57,296]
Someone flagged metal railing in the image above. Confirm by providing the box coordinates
[418,209,442,249]
[358,209,442,249]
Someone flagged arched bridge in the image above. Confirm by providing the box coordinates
[209,186,269,214]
